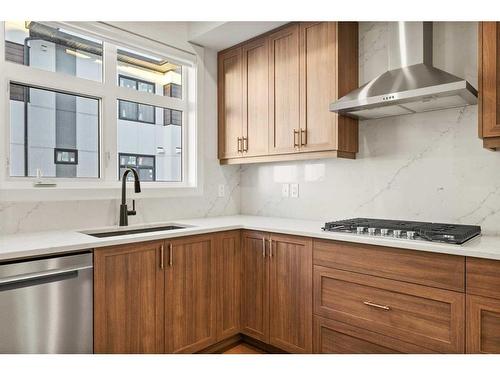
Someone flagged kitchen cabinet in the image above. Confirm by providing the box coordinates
[215,230,241,341]
[164,234,217,353]
[218,22,359,165]
[218,47,243,159]
[479,22,500,150]
[94,241,165,354]
[240,230,313,353]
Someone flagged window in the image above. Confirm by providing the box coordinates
[2,21,196,195]
[9,83,99,178]
[4,21,103,82]
[119,153,155,181]
[117,100,182,182]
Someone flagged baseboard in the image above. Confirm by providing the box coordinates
[241,335,288,354]
[197,334,242,354]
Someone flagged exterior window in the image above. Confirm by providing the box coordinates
[54,148,78,164]
[117,47,182,99]
[117,100,182,182]
[118,100,156,124]
[4,21,103,82]
[119,153,155,181]
[9,83,99,178]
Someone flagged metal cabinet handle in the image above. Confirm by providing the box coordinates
[293,129,299,148]
[269,238,273,258]
[160,245,164,269]
[300,128,307,146]
[243,137,248,152]
[363,301,390,310]
[237,137,242,153]
[169,243,173,267]
[262,237,266,258]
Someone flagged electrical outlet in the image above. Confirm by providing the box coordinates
[282,183,290,198]
[290,183,299,198]
[218,184,225,197]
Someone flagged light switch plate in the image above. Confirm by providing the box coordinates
[282,183,290,198]
[218,184,225,197]
[290,183,299,198]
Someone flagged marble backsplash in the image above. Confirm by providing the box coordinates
[240,22,500,235]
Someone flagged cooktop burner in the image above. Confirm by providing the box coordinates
[322,218,481,245]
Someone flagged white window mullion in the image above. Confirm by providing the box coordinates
[102,42,118,182]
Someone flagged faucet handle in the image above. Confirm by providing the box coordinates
[128,199,137,216]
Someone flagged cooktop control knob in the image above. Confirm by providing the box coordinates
[393,229,402,238]
[380,228,389,236]
[407,231,416,239]
[356,226,365,234]
[368,227,376,235]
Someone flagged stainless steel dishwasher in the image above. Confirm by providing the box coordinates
[0,252,93,353]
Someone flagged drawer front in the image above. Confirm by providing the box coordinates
[466,257,500,299]
[467,295,500,353]
[314,316,435,354]
[314,266,465,353]
[313,239,465,292]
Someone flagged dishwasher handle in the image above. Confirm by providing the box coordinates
[0,265,93,286]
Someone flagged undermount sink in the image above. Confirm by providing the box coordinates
[84,225,187,238]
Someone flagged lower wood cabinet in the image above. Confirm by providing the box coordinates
[241,230,313,353]
[94,241,165,354]
[467,295,500,353]
[164,234,217,353]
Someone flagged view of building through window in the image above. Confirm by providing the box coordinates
[9,83,99,178]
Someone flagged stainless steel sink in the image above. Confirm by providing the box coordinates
[84,225,187,238]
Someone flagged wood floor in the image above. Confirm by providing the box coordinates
[222,342,267,354]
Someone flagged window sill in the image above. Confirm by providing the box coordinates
[0,181,203,202]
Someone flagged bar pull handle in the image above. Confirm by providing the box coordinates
[169,243,173,267]
[243,137,248,152]
[160,245,164,269]
[269,238,273,258]
[363,301,390,311]
[293,129,299,148]
[262,237,266,258]
[237,137,243,153]
[300,128,307,146]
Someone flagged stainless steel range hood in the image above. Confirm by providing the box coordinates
[330,22,478,120]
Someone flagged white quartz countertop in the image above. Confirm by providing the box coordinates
[1,215,500,261]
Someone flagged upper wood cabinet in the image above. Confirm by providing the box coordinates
[94,241,165,354]
[218,22,359,164]
[479,22,500,150]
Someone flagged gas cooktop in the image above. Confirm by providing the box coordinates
[322,218,481,245]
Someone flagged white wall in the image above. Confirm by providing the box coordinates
[240,22,500,235]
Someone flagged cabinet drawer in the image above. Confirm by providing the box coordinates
[314,266,465,353]
[314,316,435,354]
[313,239,465,291]
[466,257,500,299]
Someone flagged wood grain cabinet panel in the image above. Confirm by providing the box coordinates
[164,235,217,353]
[242,37,269,157]
[240,230,269,342]
[313,239,465,292]
[467,295,500,353]
[215,230,241,341]
[269,234,313,353]
[466,257,500,299]
[94,241,165,354]
[314,266,465,353]
[479,22,500,150]
[218,47,243,159]
[314,316,436,354]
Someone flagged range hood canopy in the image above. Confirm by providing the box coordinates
[330,22,478,120]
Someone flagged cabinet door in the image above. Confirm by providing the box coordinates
[299,22,338,152]
[242,37,269,157]
[218,47,243,159]
[165,235,217,353]
[215,231,241,341]
[467,295,500,353]
[269,233,313,353]
[479,22,500,149]
[94,241,164,354]
[269,24,300,154]
[240,230,269,342]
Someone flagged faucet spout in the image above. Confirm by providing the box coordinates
[120,168,141,226]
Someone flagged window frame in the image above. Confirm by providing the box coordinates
[118,74,156,95]
[54,148,79,166]
[118,99,156,125]
[118,152,156,181]
[0,21,201,201]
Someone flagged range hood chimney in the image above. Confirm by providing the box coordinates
[330,22,478,120]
